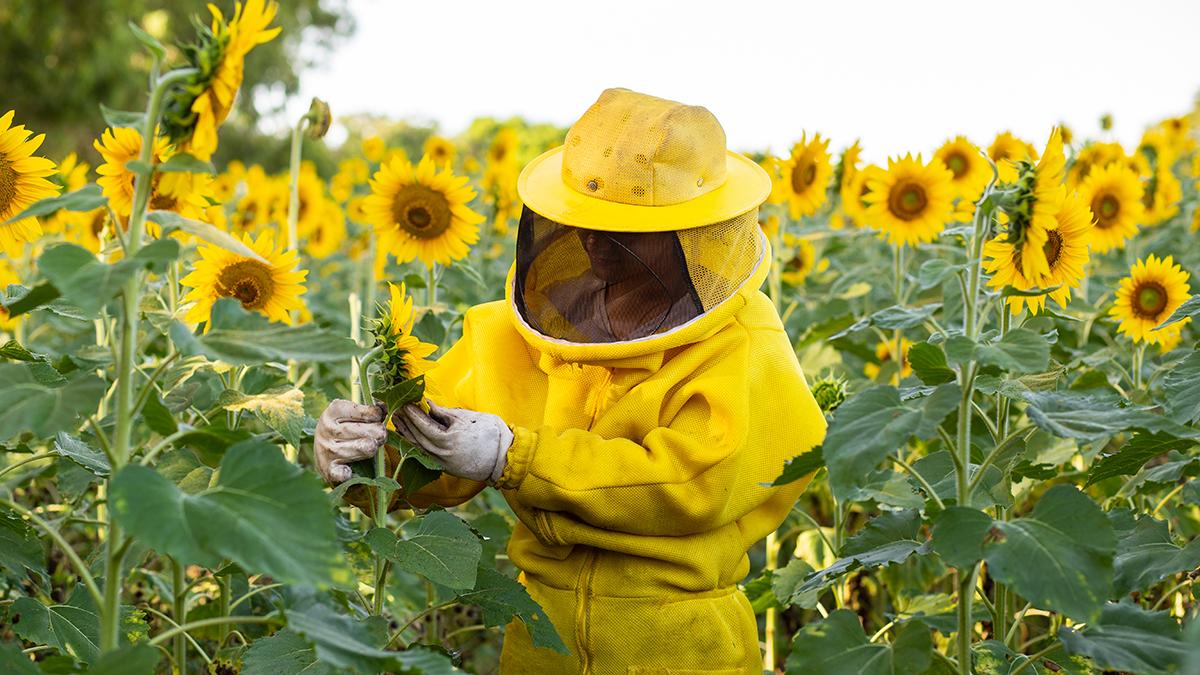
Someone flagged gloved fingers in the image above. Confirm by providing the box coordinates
[321,419,387,443]
[424,399,458,427]
[322,436,383,461]
[394,412,441,453]
[323,457,355,485]
[325,398,385,424]
[402,403,453,439]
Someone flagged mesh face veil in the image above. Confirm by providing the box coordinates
[514,204,766,344]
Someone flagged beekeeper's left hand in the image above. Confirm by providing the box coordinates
[394,400,513,485]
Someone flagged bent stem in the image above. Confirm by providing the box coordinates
[102,64,197,654]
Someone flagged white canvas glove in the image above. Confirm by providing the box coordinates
[394,400,513,485]
[314,399,388,484]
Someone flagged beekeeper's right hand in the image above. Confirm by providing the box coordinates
[314,399,388,485]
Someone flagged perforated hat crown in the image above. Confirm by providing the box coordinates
[517,87,771,233]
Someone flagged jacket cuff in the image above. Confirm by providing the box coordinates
[495,425,535,490]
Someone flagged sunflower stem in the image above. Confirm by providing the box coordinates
[172,557,188,673]
[762,209,787,671]
[1132,342,1147,390]
[102,64,195,655]
[426,263,438,311]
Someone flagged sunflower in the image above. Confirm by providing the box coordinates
[842,164,879,227]
[0,258,20,332]
[862,154,955,246]
[1156,319,1190,353]
[93,127,170,217]
[277,162,327,237]
[935,136,991,202]
[230,166,281,234]
[1066,142,1146,188]
[181,230,307,329]
[374,282,437,379]
[777,133,833,219]
[423,136,456,168]
[1110,254,1191,345]
[780,234,827,286]
[164,0,281,160]
[1140,167,1182,225]
[759,213,780,241]
[1078,162,1144,254]
[1012,128,1068,282]
[362,136,386,164]
[864,338,913,380]
[0,111,60,256]
[363,154,483,268]
[210,160,246,203]
[988,131,1038,183]
[304,199,347,260]
[42,152,92,235]
[984,191,1093,315]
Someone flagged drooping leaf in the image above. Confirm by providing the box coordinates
[36,240,179,318]
[931,507,993,569]
[285,600,457,674]
[4,185,106,225]
[169,299,362,365]
[366,511,482,590]
[1086,432,1196,487]
[156,152,216,174]
[1022,390,1200,442]
[0,365,105,443]
[110,439,352,589]
[823,384,960,501]
[799,509,932,595]
[457,565,569,654]
[1058,601,1188,674]
[785,609,932,675]
[147,212,265,261]
[907,342,957,385]
[983,485,1114,622]
[1163,350,1200,424]
[771,446,824,486]
[53,432,110,477]
[1108,509,1200,596]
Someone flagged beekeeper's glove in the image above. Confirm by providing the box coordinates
[314,399,388,484]
[395,400,513,485]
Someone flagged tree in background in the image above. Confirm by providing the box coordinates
[0,0,354,162]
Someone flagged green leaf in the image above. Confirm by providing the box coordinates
[170,299,362,365]
[11,587,102,663]
[140,391,178,436]
[785,609,932,675]
[799,509,931,595]
[110,439,352,589]
[1086,432,1195,487]
[147,212,266,261]
[84,643,160,674]
[823,384,960,501]
[376,376,426,415]
[2,282,64,318]
[127,20,166,58]
[916,258,964,290]
[0,640,39,675]
[0,340,44,362]
[242,629,336,675]
[829,303,940,340]
[1109,509,1200,596]
[219,387,307,447]
[772,557,819,609]
[0,511,45,580]
[1058,601,1188,674]
[156,153,216,174]
[53,432,110,477]
[1163,350,1200,424]
[37,241,179,318]
[285,600,457,674]
[945,329,1049,374]
[1157,294,1200,329]
[457,565,569,654]
[931,507,993,569]
[0,365,105,443]
[771,446,824,486]
[3,185,106,225]
[907,342,957,385]
[983,485,1115,622]
[1023,390,1200,442]
[98,104,145,130]
[366,511,482,590]
[910,451,1009,509]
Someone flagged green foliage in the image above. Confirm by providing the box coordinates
[786,609,932,675]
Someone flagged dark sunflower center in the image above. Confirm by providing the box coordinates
[889,182,927,221]
[216,260,276,311]
[791,160,817,194]
[993,149,1010,162]
[1043,230,1064,268]
[491,146,507,163]
[391,184,452,240]
[786,253,807,273]
[90,210,106,237]
[1092,193,1120,228]
[0,156,17,216]
[1133,281,1168,319]
[149,191,178,211]
[945,152,969,178]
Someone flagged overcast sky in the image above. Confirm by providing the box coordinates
[284,0,1199,162]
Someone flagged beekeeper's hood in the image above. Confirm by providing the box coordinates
[509,88,773,357]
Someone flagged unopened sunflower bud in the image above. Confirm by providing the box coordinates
[305,97,332,140]
[1100,113,1113,131]
[811,373,848,414]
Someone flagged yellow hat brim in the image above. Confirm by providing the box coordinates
[517,145,772,232]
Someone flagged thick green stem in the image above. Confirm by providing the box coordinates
[102,65,195,654]
[426,263,438,310]
[1132,343,1147,390]
[172,558,187,672]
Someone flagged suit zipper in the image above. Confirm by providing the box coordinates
[574,547,598,673]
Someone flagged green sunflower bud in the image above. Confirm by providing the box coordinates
[811,373,848,414]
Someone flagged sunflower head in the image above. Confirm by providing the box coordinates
[423,136,456,167]
[810,373,849,414]
[0,111,60,255]
[988,131,1038,184]
[1079,162,1144,254]
[363,155,483,268]
[862,154,955,247]
[864,338,914,380]
[371,282,437,386]
[778,132,833,219]
[1110,254,1192,345]
[935,136,991,202]
[180,230,307,330]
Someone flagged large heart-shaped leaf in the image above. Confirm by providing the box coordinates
[366,511,482,590]
[110,439,351,589]
[1058,601,1188,674]
[456,565,568,654]
[0,364,105,443]
[1109,509,1200,596]
[0,511,46,580]
[284,599,456,674]
[786,609,932,675]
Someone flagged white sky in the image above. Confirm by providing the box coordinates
[283,0,1200,161]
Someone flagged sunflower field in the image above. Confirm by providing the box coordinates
[3,3,1200,674]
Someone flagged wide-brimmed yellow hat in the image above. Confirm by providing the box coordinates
[517,87,771,233]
